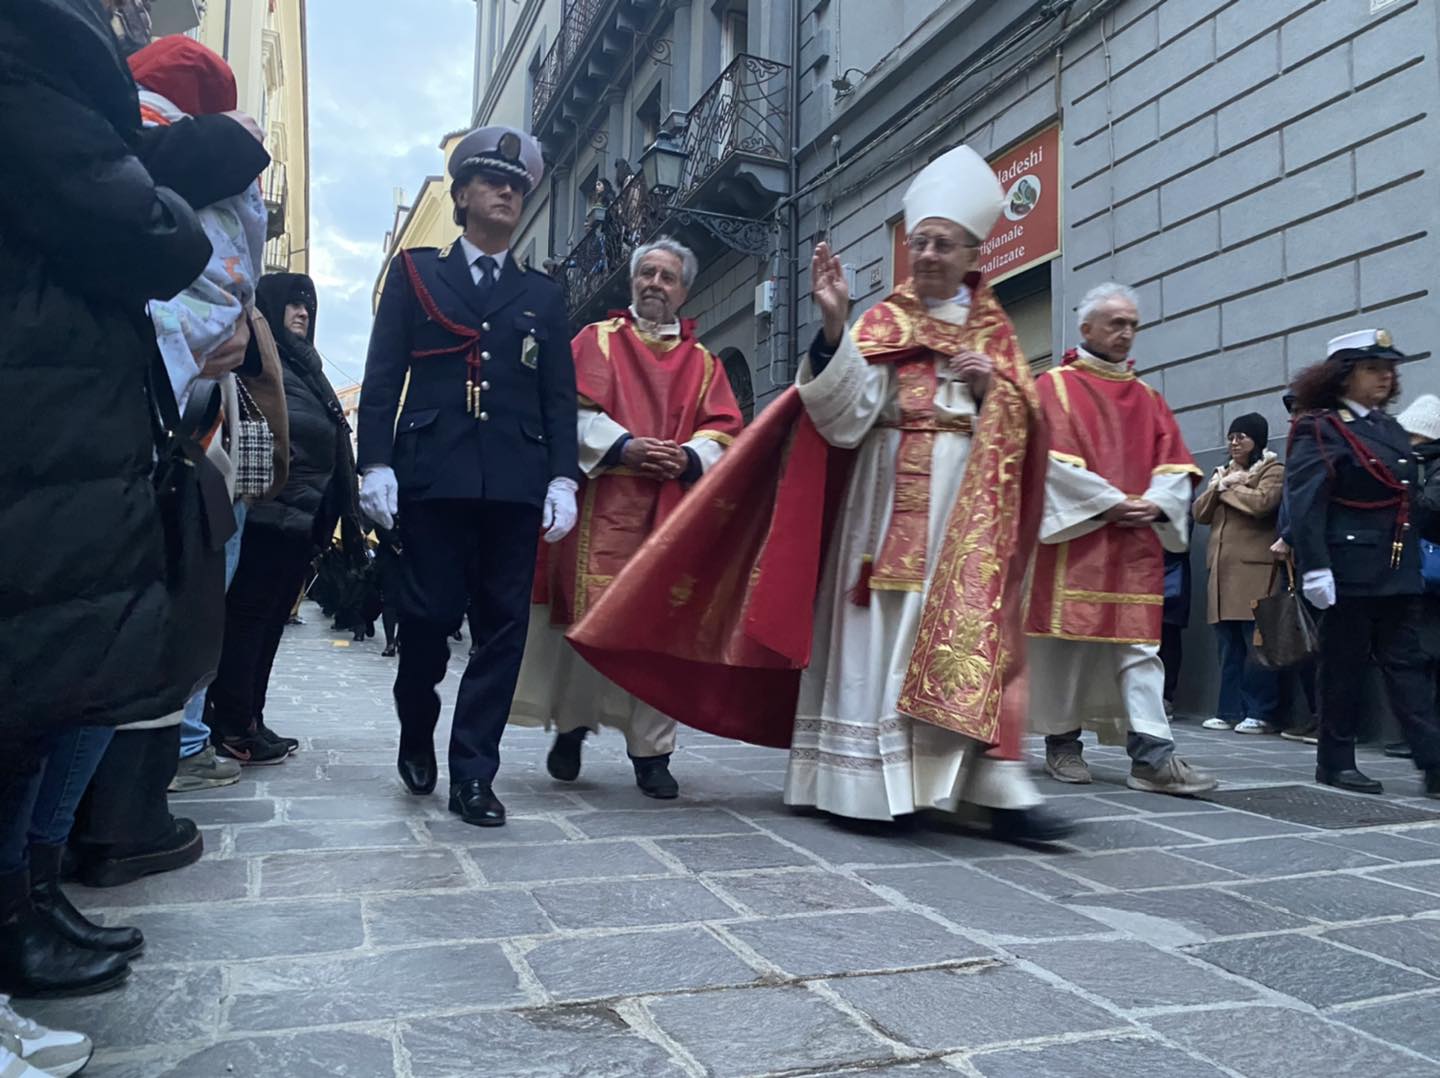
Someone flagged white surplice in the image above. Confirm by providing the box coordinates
[1026,348,1193,745]
[783,293,1041,820]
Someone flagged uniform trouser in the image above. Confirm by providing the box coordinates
[1318,594,1440,772]
[393,498,542,785]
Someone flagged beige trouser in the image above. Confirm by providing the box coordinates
[512,605,679,758]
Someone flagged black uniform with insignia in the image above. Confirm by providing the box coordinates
[1285,329,1440,787]
[357,126,579,811]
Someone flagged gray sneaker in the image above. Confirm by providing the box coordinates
[1045,748,1092,784]
[1127,755,1218,796]
[0,995,91,1077]
[168,745,242,793]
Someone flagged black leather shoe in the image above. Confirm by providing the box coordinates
[547,728,588,782]
[990,806,1075,845]
[397,740,437,795]
[1424,770,1440,799]
[0,869,130,999]
[29,844,143,960]
[381,643,398,658]
[1384,742,1414,759]
[631,754,679,799]
[1316,766,1384,795]
[449,780,506,827]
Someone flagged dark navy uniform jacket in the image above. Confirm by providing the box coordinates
[1285,405,1423,598]
[356,243,579,508]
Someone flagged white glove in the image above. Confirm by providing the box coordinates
[542,477,579,544]
[1302,568,1336,610]
[359,466,399,531]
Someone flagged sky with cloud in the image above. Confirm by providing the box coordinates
[306,0,475,389]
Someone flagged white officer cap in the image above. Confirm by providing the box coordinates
[448,125,545,195]
[903,144,1004,243]
[1326,328,1405,362]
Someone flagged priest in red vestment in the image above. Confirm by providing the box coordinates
[565,145,1070,844]
[511,238,744,799]
[1027,282,1215,796]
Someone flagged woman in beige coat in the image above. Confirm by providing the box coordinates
[1193,413,1285,734]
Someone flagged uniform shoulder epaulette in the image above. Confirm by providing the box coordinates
[524,262,557,282]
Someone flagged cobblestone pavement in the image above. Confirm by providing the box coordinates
[30,609,1440,1077]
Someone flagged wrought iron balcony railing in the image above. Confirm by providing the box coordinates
[674,54,788,202]
[558,54,788,320]
[264,233,291,274]
[531,0,610,128]
[262,160,287,241]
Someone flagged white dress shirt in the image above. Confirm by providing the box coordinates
[459,236,508,285]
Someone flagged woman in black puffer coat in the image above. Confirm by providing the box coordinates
[205,273,363,763]
[0,0,268,998]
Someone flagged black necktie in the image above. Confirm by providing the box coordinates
[474,255,497,296]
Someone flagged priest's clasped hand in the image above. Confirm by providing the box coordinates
[1102,498,1162,527]
[360,466,400,530]
[542,477,579,544]
[622,436,689,480]
[946,349,993,399]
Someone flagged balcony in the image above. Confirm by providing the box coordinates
[531,0,661,141]
[264,233,291,274]
[557,54,789,324]
[262,161,287,241]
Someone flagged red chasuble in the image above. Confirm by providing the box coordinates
[1026,350,1201,645]
[535,310,744,626]
[567,281,1048,750]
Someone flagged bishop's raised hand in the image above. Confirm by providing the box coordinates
[811,242,850,348]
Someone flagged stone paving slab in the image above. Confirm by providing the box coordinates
[31,608,1440,1077]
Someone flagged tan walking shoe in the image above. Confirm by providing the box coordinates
[1044,748,1092,785]
[1127,755,1218,796]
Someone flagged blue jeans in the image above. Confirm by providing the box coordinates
[1214,620,1281,723]
[180,500,249,758]
[0,726,116,874]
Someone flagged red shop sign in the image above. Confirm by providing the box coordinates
[893,124,1063,287]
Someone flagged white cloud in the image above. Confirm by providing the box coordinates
[306,0,474,388]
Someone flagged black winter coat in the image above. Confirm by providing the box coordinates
[0,0,268,753]
[247,274,362,551]
[1285,406,1424,599]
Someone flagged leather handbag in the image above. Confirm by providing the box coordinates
[148,352,237,702]
[232,375,275,499]
[1251,558,1320,670]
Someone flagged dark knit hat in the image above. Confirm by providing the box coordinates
[1227,412,1268,455]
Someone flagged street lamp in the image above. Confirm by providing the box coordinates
[640,130,688,195]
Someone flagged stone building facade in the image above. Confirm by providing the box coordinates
[450,0,1435,715]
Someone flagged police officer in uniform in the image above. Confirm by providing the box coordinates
[1286,329,1440,799]
[357,126,579,826]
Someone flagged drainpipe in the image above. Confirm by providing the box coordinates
[784,0,802,386]
[222,0,233,59]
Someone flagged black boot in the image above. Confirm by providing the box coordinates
[546,728,588,782]
[631,754,679,799]
[29,844,143,959]
[1424,770,1440,800]
[0,868,129,999]
[75,818,203,889]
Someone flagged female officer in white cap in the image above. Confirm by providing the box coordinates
[1286,330,1440,798]
[356,125,579,828]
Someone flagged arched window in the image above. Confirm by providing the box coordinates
[720,348,754,423]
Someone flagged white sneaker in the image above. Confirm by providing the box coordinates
[0,998,90,1078]
[1234,718,1277,735]
[1202,718,1236,731]
[0,1036,56,1078]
